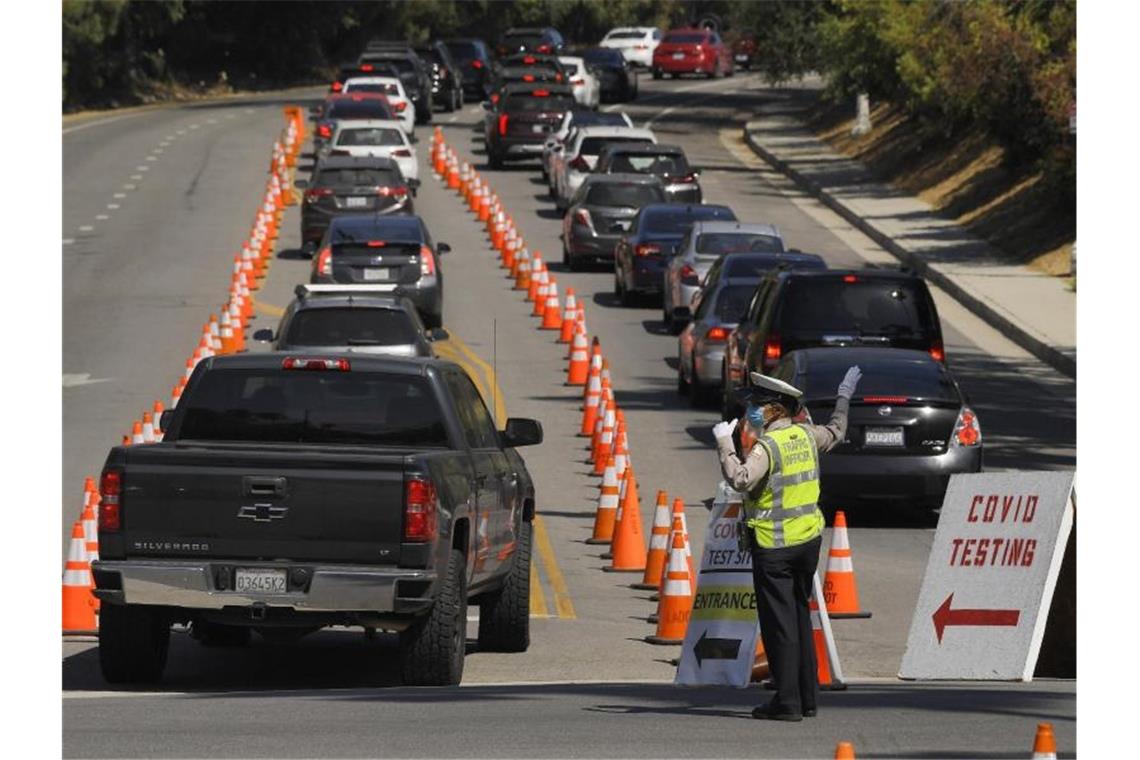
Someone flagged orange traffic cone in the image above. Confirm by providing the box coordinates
[634,494,674,590]
[582,338,603,404]
[541,280,562,330]
[558,289,578,343]
[566,329,590,386]
[645,529,694,644]
[580,370,602,436]
[62,521,97,634]
[834,742,856,760]
[810,597,834,687]
[153,400,166,441]
[141,412,157,443]
[824,511,871,619]
[514,248,532,290]
[593,406,615,473]
[750,637,770,682]
[587,455,621,545]
[606,476,648,573]
[1031,722,1057,759]
[130,421,145,445]
[531,269,548,315]
[80,494,100,611]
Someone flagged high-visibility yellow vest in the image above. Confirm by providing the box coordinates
[744,425,824,549]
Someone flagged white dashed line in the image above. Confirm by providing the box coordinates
[164,135,174,140]
[244,108,254,114]
[226,114,236,119]
[95,214,110,221]
[136,166,149,171]
[207,118,218,124]
[159,142,170,147]
[129,175,142,181]
[124,183,137,189]
[146,156,158,161]
[63,238,75,246]
[189,124,200,129]
[78,225,94,232]
[113,193,126,199]
[107,204,120,210]
[177,129,187,135]
[154,148,164,154]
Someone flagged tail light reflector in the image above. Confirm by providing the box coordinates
[420,245,436,277]
[471,59,484,69]
[498,114,509,136]
[705,326,729,342]
[304,187,333,204]
[391,148,412,157]
[404,477,438,542]
[634,243,660,257]
[316,245,332,276]
[763,333,781,365]
[330,81,343,93]
[929,339,945,362]
[99,469,122,532]
[680,264,698,284]
[951,407,981,447]
[283,357,351,371]
[317,124,332,138]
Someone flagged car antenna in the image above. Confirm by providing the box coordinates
[493,318,501,427]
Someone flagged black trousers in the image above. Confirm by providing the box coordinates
[751,535,822,714]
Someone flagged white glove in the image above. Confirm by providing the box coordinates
[712,418,738,442]
[837,365,862,399]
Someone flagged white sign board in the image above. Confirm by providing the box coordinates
[675,482,760,687]
[900,471,1075,680]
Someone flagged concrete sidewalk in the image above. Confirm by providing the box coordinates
[742,103,1076,378]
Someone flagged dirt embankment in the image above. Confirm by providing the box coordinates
[806,101,1075,278]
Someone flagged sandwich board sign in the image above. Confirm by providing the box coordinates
[900,470,1075,680]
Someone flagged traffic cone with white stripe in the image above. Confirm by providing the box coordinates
[514,248,532,290]
[80,490,100,611]
[605,475,648,573]
[582,338,603,404]
[130,421,145,445]
[823,511,871,618]
[62,521,98,634]
[531,267,548,315]
[634,494,674,590]
[593,405,615,473]
[645,528,694,644]
[566,329,590,385]
[587,454,621,545]
[809,596,833,687]
[141,412,157,443]
[541,279,562,330]
[559,290,578,343]
[580,364,602,435]
[152,401,165,441]
[1031,723,1057,759]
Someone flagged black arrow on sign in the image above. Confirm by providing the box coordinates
[694,630,743,667]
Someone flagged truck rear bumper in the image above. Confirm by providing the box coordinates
[92,559,436,615]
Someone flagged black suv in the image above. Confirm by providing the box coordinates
[444,38,494,99]
[496,27,565,58]
[358,46,434,124]
[483,83,575,169]
[297,156,415,247]
[721,268,945,419]
[415,40,464,112]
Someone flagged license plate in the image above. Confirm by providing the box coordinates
[344,196,369,208]
[234,568,287,594]
[362,267,389,281]
[672,52,685,60]
[735,54,748,62]
[611,220,631,231]
[864,427,904,447]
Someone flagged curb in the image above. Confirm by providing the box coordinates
[742,123,1076,379]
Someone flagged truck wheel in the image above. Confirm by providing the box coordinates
[478,520,531,652]
[98,603,170,684]
[399,548,467,686]
[191,620,251,647]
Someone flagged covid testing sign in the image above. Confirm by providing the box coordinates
[900,471,1075,680]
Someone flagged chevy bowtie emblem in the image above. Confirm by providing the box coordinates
[878,406,892,416]
[237,503,288,522]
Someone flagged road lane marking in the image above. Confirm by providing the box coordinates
[251,296,286,318]
[533,516,576,620]
[136,165,149,171]
[154,148,164,154]
[177,129,187,135]
[95,214,110,220]
[189,124,200,129]
[62,239,75,246]
[447,333,507,426]
[63,373,113,388]
[146,155,158,161]
[530,560,550,618]
[107,204,120,210]
[129,175,142,180]
[113,193,126,198]
[78,225,94,232]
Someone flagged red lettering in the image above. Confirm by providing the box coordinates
[1007,538,1023,565]
[983,495,998,522]
[950,538,964,565]
[1023,495,1037,523]
[1022,539,1036,566]
[968,495,983,523]
[974,538,989,566]
[1000,495,1014,522]
[989,538,1004,565]
[961,538,976,565]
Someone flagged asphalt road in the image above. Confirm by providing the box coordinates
[62,75,1076,757]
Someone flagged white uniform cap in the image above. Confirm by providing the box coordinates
[745,371,803,400]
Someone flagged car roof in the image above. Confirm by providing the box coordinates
[203,352,453,377]
[641,202,733,215]
[716,252,827,283]
[581,172,665,187]
[505,27,556,34]
[574,126,655,138]
[315,155,398,170]
[607,26,655,33]
[343,76,401,85]
[326,91,390,102]
[691,220,781,237]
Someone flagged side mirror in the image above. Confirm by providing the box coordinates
[437,242,451,254]
[294,178,309,189]
[500,417,543,448]
[428,327,450,341]
[253,328,275,342]
[159,409,175,433]
[408,178,421,189]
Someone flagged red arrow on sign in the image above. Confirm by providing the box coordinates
[933,593,1020,644]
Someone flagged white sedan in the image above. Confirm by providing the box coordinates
[558,56,600,109]
[343,76,415,136]
[599,27,661,69]
[327,120,418,183]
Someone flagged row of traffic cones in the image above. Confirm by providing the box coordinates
[830,722,1058,759]
[64,107,306,635]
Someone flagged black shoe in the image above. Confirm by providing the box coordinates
[751,705,803,722]
[802,707,817,718]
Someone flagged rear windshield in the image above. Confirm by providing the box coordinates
[714,284,758,322]
[801,359,956,401]
[580,136,650,155]
[315,168,399,187]
[569,111,627,128]
[503,33,546,47]
[285,308,418,348]
[505,93,575,112]
[176,370,449,447]
[445,41,480,61]
[642,206,735,234]
[333,241,422,255]
[344,82,400,96]
[585,182,664,207]
[697,233,784,255]
[583,49,623,64]
[336,128,405,147]
[606,31,646,40]
[724,255,823,278]
[778,279,936,335]
[327,101,393,120]
[664,33,708,44]
[606,151,689,176]
[361,57,414,74]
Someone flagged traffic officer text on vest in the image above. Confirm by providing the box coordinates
[712,366,862,721]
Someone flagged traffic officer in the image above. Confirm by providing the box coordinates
[712,366,861,721]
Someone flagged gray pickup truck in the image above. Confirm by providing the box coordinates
[92,353,542,686]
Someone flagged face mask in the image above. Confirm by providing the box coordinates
[745,403,766,429]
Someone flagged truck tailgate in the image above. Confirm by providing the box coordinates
[118,444,409,564]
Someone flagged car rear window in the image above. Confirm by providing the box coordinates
[800,358,957,401]
[327,101,394,120]
[606,151,690,176]
[697,233,784,255]
[583,49,623,64]
[315,168,400,187]
[569,111,628,128]
[361,56,414,74]
[664,33,707,44]
[503,33,546,47]
[505,93,575,112]
[643,206,736,234]
[343,82,400,96]
[778,278,936,335]
[176,370,449,446]
[580,136,651,155]
[585,182,664,207]
[606,31,647,40]
[336,128,405,147]
[285,308,418,348]
[332,241,421,256]
[445,41,480,61]
[714,284,757,322]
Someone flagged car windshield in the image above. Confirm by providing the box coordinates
[503,33,546,48]
[570,111,628,128]
[315,168,399,187]
[779,279,934,335]
[444,41,480,62]
[642,207,735,234]
[606,31,646,40]
[583,49,622,64]
[327,101,393,120]
[285,308,418,347]
[505,93,575,112]
[606,151,690,176]
[724,255,824,277]
[697,233,784,255]
[336,128,405,147]
[664,33,707,44]
[801,358,957,401]
[361,57,414,74]
[344,82,399,96]
[714,284,758,322]
[580,136,650,155]
[585,182,664,207]
[177,370,450,446]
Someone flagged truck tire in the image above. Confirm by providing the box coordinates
[98,603,170,684]
[478,520,531,652]
[399,548,467,686]
[191,620,251,647]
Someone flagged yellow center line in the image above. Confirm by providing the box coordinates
[445,333,507,427]
[251,296,285,318]
[529,559,549,619]
[533,515,576,620]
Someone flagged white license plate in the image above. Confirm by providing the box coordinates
[672,52,685,60]
[362,268,389,281]
[864,427,905,447]
[735,54,748,62]
[344,196,369,208]
[234,568,287,593]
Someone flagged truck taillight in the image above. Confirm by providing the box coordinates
[330,81,343,93]
[404,477,438,542]
[763,333,781,366]
[951,407,981,447]
[498,114,509,136]
[420,246,436,277]
[99,469,122,532]
[705,326,729,342]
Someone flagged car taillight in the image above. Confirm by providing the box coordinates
[391,148,412,157]
[491,93,500,104]
[317,124,332,138]
[316,246,332,276]
[862,396,909,404]
[498,114,509,136]
[377,185,408,198]
[404,477,438,542]
[929,339,945,362]
[763,333,781,365]
[573,208,593,231]
[569,156,590,172]
[675,173,699,184]
[360,64,374,72]
[634,243,660,257]
[680,264,698,284]
[471,59,484,69]
[522,74,536,82]
[394,101,408,112]
[330,81,343,92]
[99,469,122,532]
[304,187,333,204]
[842,274,858,283]
[420,245,436,277]
[572,78,584,86]
[282,357,351,371]
[537,44,552,53]
[951,407,981,447]
[705,326,729,342]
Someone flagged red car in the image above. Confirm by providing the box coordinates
[651,28,734,80]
